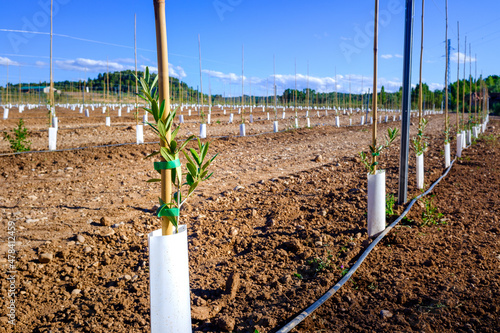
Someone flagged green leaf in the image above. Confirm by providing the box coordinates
[182,149,195,166]
[160,147,175,161]
[186,162,197,177]
[200,142,209,162]
[190,148,200,165]
[147,178,162,183]
[145,151,160,159]
[186,173,194,186]
[204,172,214,180]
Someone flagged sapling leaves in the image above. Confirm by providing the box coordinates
[138,66,217,232]
[359,127,399,175]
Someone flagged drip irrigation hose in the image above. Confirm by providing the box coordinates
[276,158,457,333]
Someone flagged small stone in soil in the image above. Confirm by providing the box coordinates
[76,235,85,243]
[71,289,81,296]
[234,185,245,191]
[84,246,92,253]
[123,274,132,281]
[225,272,240,300]
[100,216,112,226]
[380,310,393,319]
[38,253,53,263]
[314,155,323,162]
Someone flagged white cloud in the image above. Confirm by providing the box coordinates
[428,82,444,91]
[451,51,476,63]
[35,60,47,67]
[381,54,393,59]
[56,58,126,72]
[340,36,352,41]
[0,57,19,66]
[114,58,135,64]
[395,54,403,58]
[140,64,186,79]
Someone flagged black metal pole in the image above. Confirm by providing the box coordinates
[398,0,415,204]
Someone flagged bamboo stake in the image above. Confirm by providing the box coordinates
[444,0,448,136]
[469,43,472,123]
[135,13,139,125]
[154,0,173,236]
[241,44,244,123]
[49,0,54,110]
[462,35,466,126]
[456,22,460,133]
[418,0,424,124]
[198,34,203,118]
[372,0,379,172]
[6,61,8,105]
[474,53,477,123]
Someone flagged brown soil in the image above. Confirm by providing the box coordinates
[0,108,498,333]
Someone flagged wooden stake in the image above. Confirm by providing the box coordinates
[444,0,448,135]
[372,0,379,171]
[462,35,466,126]
[50,0,54,109]
[154,0,173,236]
[198,34,203,116]
[456,22,460,133]
[135,13,139,125]
[418,0,424,124]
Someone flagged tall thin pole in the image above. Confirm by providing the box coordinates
[135,13,139,124]
[273,54,277,119]
[372,0,379,172]
[474,53,477,123]
[462,35,466,126]
[241,44,244,121]
[198,34,203,112]
[307,61,309,111]
[418,0,424,124]
[49,0,54,109]
[456,22,460,133]
[398,0,415,204]
[294,58,297,117]
[153,0,172,235]
[6,61,8,105]
[469,43,472,123]
[444,0,449,137]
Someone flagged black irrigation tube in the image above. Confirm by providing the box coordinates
[276,158,457,333]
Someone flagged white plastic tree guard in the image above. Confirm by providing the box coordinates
[48,127,57,151]
[250,114,254,123]
[456,133,463,157]
[416,153,424,189]
[349,119,352,126]
[207,114,211,124]
[273,121,279,133]
[3,108,9,119]
[136,125,144,144]
[361,116,365,125]
[282,111,286,119]
[148,226,191,333]
[444,143,450,168]
[179,115,184,123]
[53,117,58,130]
[367,170,386,238]
[461,130,466,148]
[118,108,122,117]
[85,109,90,117]
[335,116,340,127]
[317,110,320,117]
[229,113,234,123]
[294,118,299,128]
[306,111,309,117]
[239,123,246,137]
[266,113,270,120]
[199,124,207,139]
[306,118,310,128]
[105,117,111,127]
[143,114,148,124]
[102,106,107,114]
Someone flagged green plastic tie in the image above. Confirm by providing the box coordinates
[156,205,179,218]
[154,158,181,171]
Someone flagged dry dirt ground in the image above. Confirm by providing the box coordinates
[0,107,498,332]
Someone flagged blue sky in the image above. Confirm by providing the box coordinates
[0,0,499,96]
